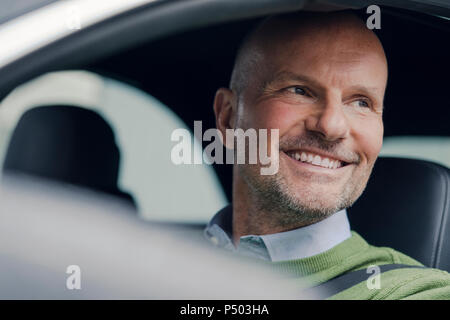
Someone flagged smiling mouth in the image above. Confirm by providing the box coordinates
[283,150,351,170]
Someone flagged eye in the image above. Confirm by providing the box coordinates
[286,86,308,96]
[350,99,370,108]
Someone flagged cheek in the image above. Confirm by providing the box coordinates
[238,100,303,134]
[352,117,383,165]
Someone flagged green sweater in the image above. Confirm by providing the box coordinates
[272,232,450,300]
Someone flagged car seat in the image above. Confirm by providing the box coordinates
[348,157,450,272]
[2,105,136,208]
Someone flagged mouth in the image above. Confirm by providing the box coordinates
[282,149,352,170]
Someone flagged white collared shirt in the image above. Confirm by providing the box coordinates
[204,205,352,262]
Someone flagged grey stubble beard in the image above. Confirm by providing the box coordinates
[238,158,368,229]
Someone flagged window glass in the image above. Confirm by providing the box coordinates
[380,136,450,168]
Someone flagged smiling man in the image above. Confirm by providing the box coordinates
[205,11,450,300]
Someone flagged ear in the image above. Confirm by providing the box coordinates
[213,87,236,148]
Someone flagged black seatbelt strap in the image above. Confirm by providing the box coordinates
[302,264,427,299]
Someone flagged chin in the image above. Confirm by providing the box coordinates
[289,185,346,212]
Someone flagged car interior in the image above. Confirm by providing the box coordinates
[0,2,449,276]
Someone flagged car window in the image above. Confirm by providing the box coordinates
[0,70,227,223]
[380,136,450,168]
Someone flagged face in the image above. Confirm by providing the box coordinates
[232,23,387,224]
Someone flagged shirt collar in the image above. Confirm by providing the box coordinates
[204,205,352,262]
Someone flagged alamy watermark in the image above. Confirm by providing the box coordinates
[66,265,81,290]
[366,265,381,290]
[171,121,279,175]
[65,6,81,30]
[366,5,381,30]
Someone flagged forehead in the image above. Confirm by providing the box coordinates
[261,30,388,91]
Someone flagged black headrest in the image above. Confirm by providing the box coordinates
[3,105,135,207]
[348,157,450,271]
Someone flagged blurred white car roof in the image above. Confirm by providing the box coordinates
[0,0,156,67]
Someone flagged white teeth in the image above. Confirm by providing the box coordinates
[300,152,307,162]
[287,150,344,170]
[312,155,321,165]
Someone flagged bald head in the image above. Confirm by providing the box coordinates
[230,11,387,97]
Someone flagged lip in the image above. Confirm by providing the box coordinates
[282,147,355,165]
[281,150,353,173]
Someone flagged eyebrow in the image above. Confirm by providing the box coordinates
[265,71,382,99]
[346,85,382,98]
[263,71,323,90]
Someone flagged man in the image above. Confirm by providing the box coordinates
[205,11,450,299]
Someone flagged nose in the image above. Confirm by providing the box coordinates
[304,98,350,141]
